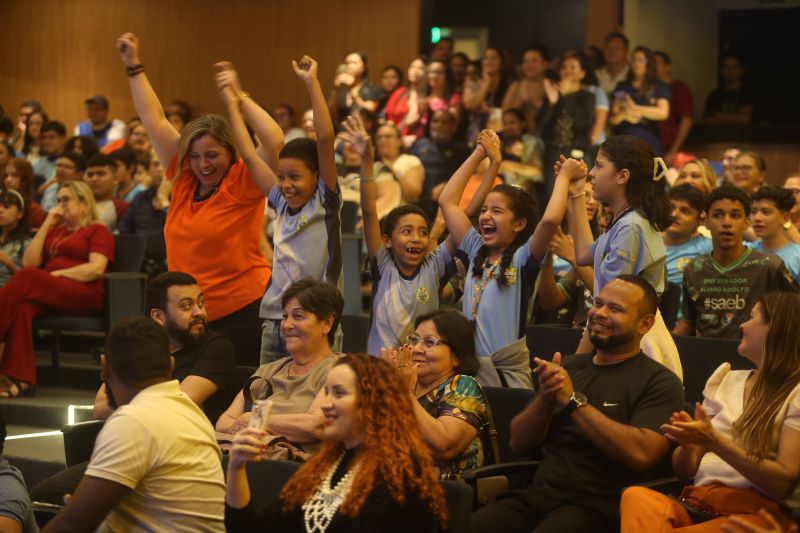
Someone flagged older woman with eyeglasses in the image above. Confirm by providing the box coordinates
[382,309,488,479]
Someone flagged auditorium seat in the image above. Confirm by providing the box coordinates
[672,334,754,405]
[659,282,682,330]
[35,233,148,370]
[340,314,370,354]
[525,324,583,365]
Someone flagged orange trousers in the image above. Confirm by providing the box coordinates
[620,483,793,533]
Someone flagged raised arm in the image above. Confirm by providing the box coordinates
[116,33,180,167]
[215,64,276,194]
[437,144,487,248]
[564,161,595,266]
[293,56,338,192]
[343,115,381,258]
[22,207,60,267]
[214,61,283,171]
[529,157,587,261]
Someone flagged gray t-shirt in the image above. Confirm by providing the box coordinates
[261,179,342,319]
[367,243,452,355]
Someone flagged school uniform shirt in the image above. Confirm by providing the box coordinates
[0,238,30,287]
[666,235,713,286]
[260,178,342,320]
[367,242,453,355]
[680,248,798,338]
[458,227,539,357]
[752,241,800,284]
[85,380,226,532]
[591,209,667,297]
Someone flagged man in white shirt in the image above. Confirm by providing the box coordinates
[595,32,630,97]
[42,316,225,533]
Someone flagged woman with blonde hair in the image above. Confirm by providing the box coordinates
[620,291,800,532]
[0,180,113,397]
[225,354,448,532]
[675,159,716,195]
[116,32,282,364]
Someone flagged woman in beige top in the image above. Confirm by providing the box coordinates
[216,279,343,446]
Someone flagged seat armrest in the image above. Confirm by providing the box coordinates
[461,461,541,482]
[61,420,105,467]
[461,461,540,508]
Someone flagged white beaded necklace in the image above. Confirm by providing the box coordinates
[302,452,359,533]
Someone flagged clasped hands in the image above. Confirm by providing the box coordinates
[532,352,574,408]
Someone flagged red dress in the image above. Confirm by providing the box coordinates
[0,223,114,384]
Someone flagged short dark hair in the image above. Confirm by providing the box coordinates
[59,151,87,173]
[281,279,344,345]
[65,135,100,161]
[615,275,658,317]
[752,185,795,212]
[668,183,706,213]
[279,138,319,173]
[707,185,752,216]
[415,310,480,377]
[86,153,116,171]
[109,146,137,171]
[653,50,671,64]
[146,271,198,312]
[41,120,66,137]
[382,204,431,236]
[522,42,550,62]
[273,103,295,118]
[605,31,629,49]
[105,316,170,386]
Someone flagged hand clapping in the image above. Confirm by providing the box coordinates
[660,402,718,448]
[532,352,573,407]
[380,345,418,393]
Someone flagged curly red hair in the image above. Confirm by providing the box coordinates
[279,354,448,527]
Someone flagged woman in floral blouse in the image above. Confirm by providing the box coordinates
[383,309,489,479]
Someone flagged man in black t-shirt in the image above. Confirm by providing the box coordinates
[470,276,684,533]
[30,272,236,505]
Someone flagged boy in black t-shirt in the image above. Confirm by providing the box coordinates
[674,186,798,339]
[470,275,684,533]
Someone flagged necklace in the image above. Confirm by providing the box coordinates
[302,452,359,533]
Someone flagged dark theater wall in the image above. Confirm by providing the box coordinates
[1,0,421,131]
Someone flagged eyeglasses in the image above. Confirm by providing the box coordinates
[406,334,449,349]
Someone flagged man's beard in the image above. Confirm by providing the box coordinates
[587,321,637,351]
[165,316,207,349]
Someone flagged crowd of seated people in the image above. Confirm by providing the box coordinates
[0,26,797,533]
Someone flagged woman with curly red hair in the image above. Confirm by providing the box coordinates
[225,354,447,532]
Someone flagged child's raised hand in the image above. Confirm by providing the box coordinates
[116,32,140,67]
[477,129,502,164]
[340,114,373,160]
[292,55,318,81]
[558,155,588,182]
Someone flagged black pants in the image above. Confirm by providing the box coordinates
[469,487,616,533]
[209,297,263,367]
[30,461,88,505]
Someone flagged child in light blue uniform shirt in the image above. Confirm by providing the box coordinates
[751,185,800,284]
[440,130,584,388]
[563,135,682,379]
[222,55,343,363]
[663,184,713,286]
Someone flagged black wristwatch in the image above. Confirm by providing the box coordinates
[563,391,588,417]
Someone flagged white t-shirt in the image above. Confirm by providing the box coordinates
[85,380,226,532]
[695,363,800,507]
[390,154,424,180]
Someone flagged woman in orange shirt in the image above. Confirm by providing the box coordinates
[117,33,281,365]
